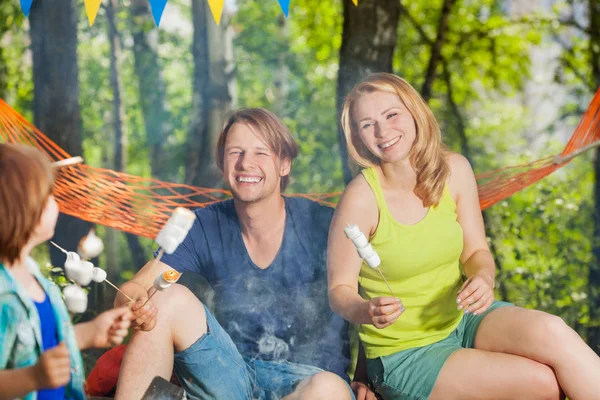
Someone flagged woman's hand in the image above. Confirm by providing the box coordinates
[457,274,494,316]
[368,296,405,329]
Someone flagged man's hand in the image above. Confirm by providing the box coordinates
[33,342,71,389]
[131,296,158,331]
[367,296,405,329]
[351,381,377,400]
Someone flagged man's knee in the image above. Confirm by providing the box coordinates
[132,283,208,351]
[296,372,352,400]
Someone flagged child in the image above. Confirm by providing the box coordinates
[0,143,132,400]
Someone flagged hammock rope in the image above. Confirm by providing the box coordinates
[1,88,599,239]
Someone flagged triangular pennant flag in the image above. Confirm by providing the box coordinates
[149,0,168,26]
[277,0,290,17]
[84,0,103,26]
[207,0,225,25]
[352,0,358,5]
[20,0,33,17]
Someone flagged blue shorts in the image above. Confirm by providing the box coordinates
[173,304,355,400]
[367,301,513,400]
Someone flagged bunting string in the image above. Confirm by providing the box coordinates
[17,0,360,26]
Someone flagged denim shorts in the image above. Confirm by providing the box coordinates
[366,301,513,400]
[173,304,355,400]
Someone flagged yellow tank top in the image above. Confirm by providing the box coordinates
[359,167,464,359]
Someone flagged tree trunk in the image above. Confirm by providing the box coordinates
[29,0,94,275]
[106,0,147,271]
[130,0,171,182]
[273,15,289,117]
[421,0,456,103]
[588,0,600,355]
[185,0,235,188]
[336,0,401,184]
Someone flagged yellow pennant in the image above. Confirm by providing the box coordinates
[352,0,358,5]
[84,0,103,26]
[207,0,225,25]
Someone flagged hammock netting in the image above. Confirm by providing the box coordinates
[1,89,599,239]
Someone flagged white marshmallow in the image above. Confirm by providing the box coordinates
[155,208,196,254]
[344,225,369,248]
[92,267,107,283]
[63,284,88,313]
[357,243,376,259]
[153,274,171,291]
[65,259,94,286]
[66,251,80,263]
[364,253,381,269]
[344,224,361,239]
[344,224,380,269]
[78,230,104,259]
[153,270,181,291]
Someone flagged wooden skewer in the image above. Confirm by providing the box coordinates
[142,249,165,307]
[51,156,84,169]
[50,241,68,254]
[105,279,134,302]
[50,241,134,303]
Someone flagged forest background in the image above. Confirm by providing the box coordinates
[1,0,600,369]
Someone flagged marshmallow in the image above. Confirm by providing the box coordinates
[357,243,376,259]
[153,269,181,291]
[344,224,361,239]
[364,253,381,269]
[65,259,94,286]
[63,284,88,313]
[78,230,104,259]
[155,208,196,254]
[344,224,369,249]
[92,267,107,283]
[344,224,380,269]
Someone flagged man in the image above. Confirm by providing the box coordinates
[114,108,371,399]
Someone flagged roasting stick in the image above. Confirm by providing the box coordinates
[141,207,196,306]
[50,241,134,302]
[343,224,396,299]
[51,156,84,169]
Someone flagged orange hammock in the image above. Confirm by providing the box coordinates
[1,90,599,239]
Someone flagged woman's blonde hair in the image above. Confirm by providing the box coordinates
[341,73,449,207]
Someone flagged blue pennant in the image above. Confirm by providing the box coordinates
[277,0,290,17]
[20,0,33,17]
[149,0,168,26]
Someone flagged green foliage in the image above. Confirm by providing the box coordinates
[1,0,599,343]
[234,0,344,193]
[487,154,593,333]
[0,1,32,117]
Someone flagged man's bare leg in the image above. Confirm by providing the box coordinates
[283,372,353,400]
[115,284,207,400]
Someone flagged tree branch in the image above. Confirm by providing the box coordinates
[421,0,456,102]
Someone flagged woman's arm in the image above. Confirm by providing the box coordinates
[328,175,402,328]
[449,153,496,314]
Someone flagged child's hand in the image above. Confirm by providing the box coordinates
[89,306,132,348]
[34,342,71,389]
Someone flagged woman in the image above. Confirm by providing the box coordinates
[327,73,600,400]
